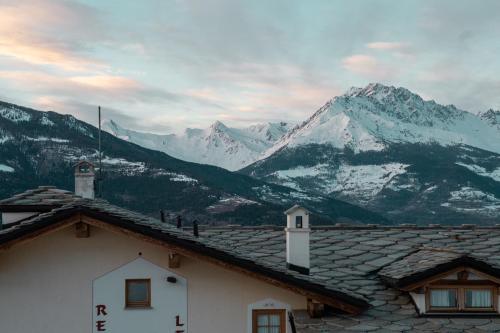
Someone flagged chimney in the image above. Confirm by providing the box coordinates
[74,161,95,199]
[193,220,199,237]
[285,205,310,275]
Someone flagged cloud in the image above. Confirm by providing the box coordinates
[69,75,140,90]
[0,70,206,109]
[32,96,173,133]
[0,39,99,71]
[365,42,416,60]
[366,42,410,50]
[342,54,392,79]
[182,62,342,126]
[0,0,106,71]
[1,0,499,132]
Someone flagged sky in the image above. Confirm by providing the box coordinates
[0,0,499,133]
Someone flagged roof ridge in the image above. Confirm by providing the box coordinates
[418,246,464,255]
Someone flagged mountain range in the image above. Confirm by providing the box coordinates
[104,120,291,171]
[106,83,500,225]
[0,100,386,226]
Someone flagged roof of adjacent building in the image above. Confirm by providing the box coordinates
[0,186,80,211]
[2,187,500,332]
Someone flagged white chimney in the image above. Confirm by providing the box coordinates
[285,205,310,275]
[74,161,95,199]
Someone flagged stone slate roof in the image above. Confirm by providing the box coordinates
[0,186,80,209]
[200,226,500,332]
[3,188,500,332]
[379,248,464,283]
[376,248,500,289]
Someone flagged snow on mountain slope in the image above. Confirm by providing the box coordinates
[272,162,409,203]
[104,120,290,171]
[480,109,500,131]
[262,83,500,158]
[0,164,14,172]
[0,104,32,123]
[455,162,500,182]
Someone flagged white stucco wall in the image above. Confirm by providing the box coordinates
[0,224,306,333]
[93,257,188,333]
[410,292,426,314]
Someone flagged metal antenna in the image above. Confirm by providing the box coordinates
[98,106,103,198]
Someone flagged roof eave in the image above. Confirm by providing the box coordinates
[0,204,59,213]
[380,256,500,290]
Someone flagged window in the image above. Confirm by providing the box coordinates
[427,286,495,313]
[125,279,151,308]
[295,216,303,228]
[252,309,286,333]
[465,288,493,309]
[429,289,458,309]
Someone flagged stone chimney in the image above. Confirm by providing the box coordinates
[285,204,310,275]
[74,161,95,199]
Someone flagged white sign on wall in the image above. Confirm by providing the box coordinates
[93,257,188,332]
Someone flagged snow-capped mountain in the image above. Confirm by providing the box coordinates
[262,83,500,159]
[243,83,500,225]
[0,100,385,226]
[104,120,290,171]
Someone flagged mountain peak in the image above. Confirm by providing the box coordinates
[344,83,418,103]
[345,82,393,96]
[264,83,500,157]
[210,120,228,131]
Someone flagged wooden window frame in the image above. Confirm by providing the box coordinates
[426,287,459,312]
[252,309,286,333]
[463,286,497,312]
[426,285,497,313]
[125,279,151,308]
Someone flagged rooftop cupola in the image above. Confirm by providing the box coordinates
[74,161,95,199]
[285,204,310,275]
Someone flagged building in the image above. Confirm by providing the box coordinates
[1,163,500,332]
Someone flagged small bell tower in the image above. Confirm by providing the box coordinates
[74,161,95,199]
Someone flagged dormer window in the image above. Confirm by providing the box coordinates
[295,216,303,228]
[378,250,500,315]
[427,286,495,313]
